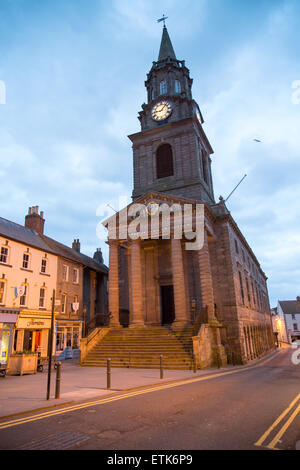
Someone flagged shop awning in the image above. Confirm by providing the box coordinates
[0,313,18,323]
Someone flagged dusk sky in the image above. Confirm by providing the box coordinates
[0,0,299,307]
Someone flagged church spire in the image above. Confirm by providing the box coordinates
[158,25,177,61]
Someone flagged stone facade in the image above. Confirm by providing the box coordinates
[105,26,275,368]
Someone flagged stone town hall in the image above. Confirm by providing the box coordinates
[81,26,275,370]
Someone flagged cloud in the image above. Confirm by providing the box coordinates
[0,0,299,308]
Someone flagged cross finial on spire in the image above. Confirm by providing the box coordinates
[157,14,168,27]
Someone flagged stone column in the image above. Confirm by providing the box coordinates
[108,242,120,327]
[171,239,188,324]
[198,230,215,320]
[129,240,145,327]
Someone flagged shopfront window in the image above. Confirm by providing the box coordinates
[56,328,65,352]
[73,327,80,349]
[0,324,13,364]
[66,328,72,347]
[56,325,81,352]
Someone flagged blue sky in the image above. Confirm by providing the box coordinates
[0,0,299,307]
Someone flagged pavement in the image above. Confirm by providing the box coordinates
[0,349,280,419]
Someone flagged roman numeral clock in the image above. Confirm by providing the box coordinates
[151,101,173,122]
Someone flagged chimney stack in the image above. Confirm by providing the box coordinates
[25,206,45,235]
[93,248,104,264]
[72,239,81,253]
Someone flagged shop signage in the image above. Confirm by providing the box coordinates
[17,317,51,329]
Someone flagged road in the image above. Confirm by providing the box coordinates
[0,349,299,451]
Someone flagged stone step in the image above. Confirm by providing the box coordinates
[82,325,195,371]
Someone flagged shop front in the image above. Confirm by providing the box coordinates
[0,310,19,375]
[55,320,83,357]
[14,312,52,358]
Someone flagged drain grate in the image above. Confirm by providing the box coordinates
[18,431,91,450]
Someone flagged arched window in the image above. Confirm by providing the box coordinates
[175,80,181,94]
[160,80,167,95]
[156,144,174,179]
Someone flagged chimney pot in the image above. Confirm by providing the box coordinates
[72,239,81,253]
[25,206,45,235]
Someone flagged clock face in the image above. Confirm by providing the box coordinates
[152,101,172,122]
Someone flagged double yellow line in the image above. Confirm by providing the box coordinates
[255,393,300,450]
[0,352,278,432]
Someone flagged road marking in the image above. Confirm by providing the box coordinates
[0,352,279,431]
[267,403,300,450]
[255,393,300,449]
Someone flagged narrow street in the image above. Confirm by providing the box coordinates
[0,349,299,451]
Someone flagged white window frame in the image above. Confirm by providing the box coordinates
[62,265,69,282]
[41,258,47,274]
[20,285,28,307]
[39,287,46,308]
[0,280,6,305]
[72,268,79,284]
[61,294,67,314]
[22,253,30,270]
[0,246,9,264]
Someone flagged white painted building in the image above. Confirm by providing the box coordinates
[276,298,300,344]
[0,217,58,361]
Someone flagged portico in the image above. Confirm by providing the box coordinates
[106,193,217,329]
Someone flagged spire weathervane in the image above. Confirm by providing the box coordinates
[157,14,168,27]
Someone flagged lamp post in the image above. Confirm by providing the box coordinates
[46,289,56,401]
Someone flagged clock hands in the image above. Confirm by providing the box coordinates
[152,101,172,121]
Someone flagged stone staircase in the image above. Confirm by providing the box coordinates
[81,325,196,370]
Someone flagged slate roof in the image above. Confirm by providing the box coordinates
[0,217,56,254]
[0,217,107,274]
[158,26,177,61]
[279,301,300,315]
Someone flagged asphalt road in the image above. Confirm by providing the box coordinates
[0,349,299,451]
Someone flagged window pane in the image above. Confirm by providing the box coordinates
[160,81,167,95]
[39,288,45,308]
[0,281,5,304]
[0,247,8,264]
[175,80,181,94]
[20,286,27,307]
[23,254,29,269]
[41,259,47,273]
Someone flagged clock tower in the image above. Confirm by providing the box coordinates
[129,25,215,205]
